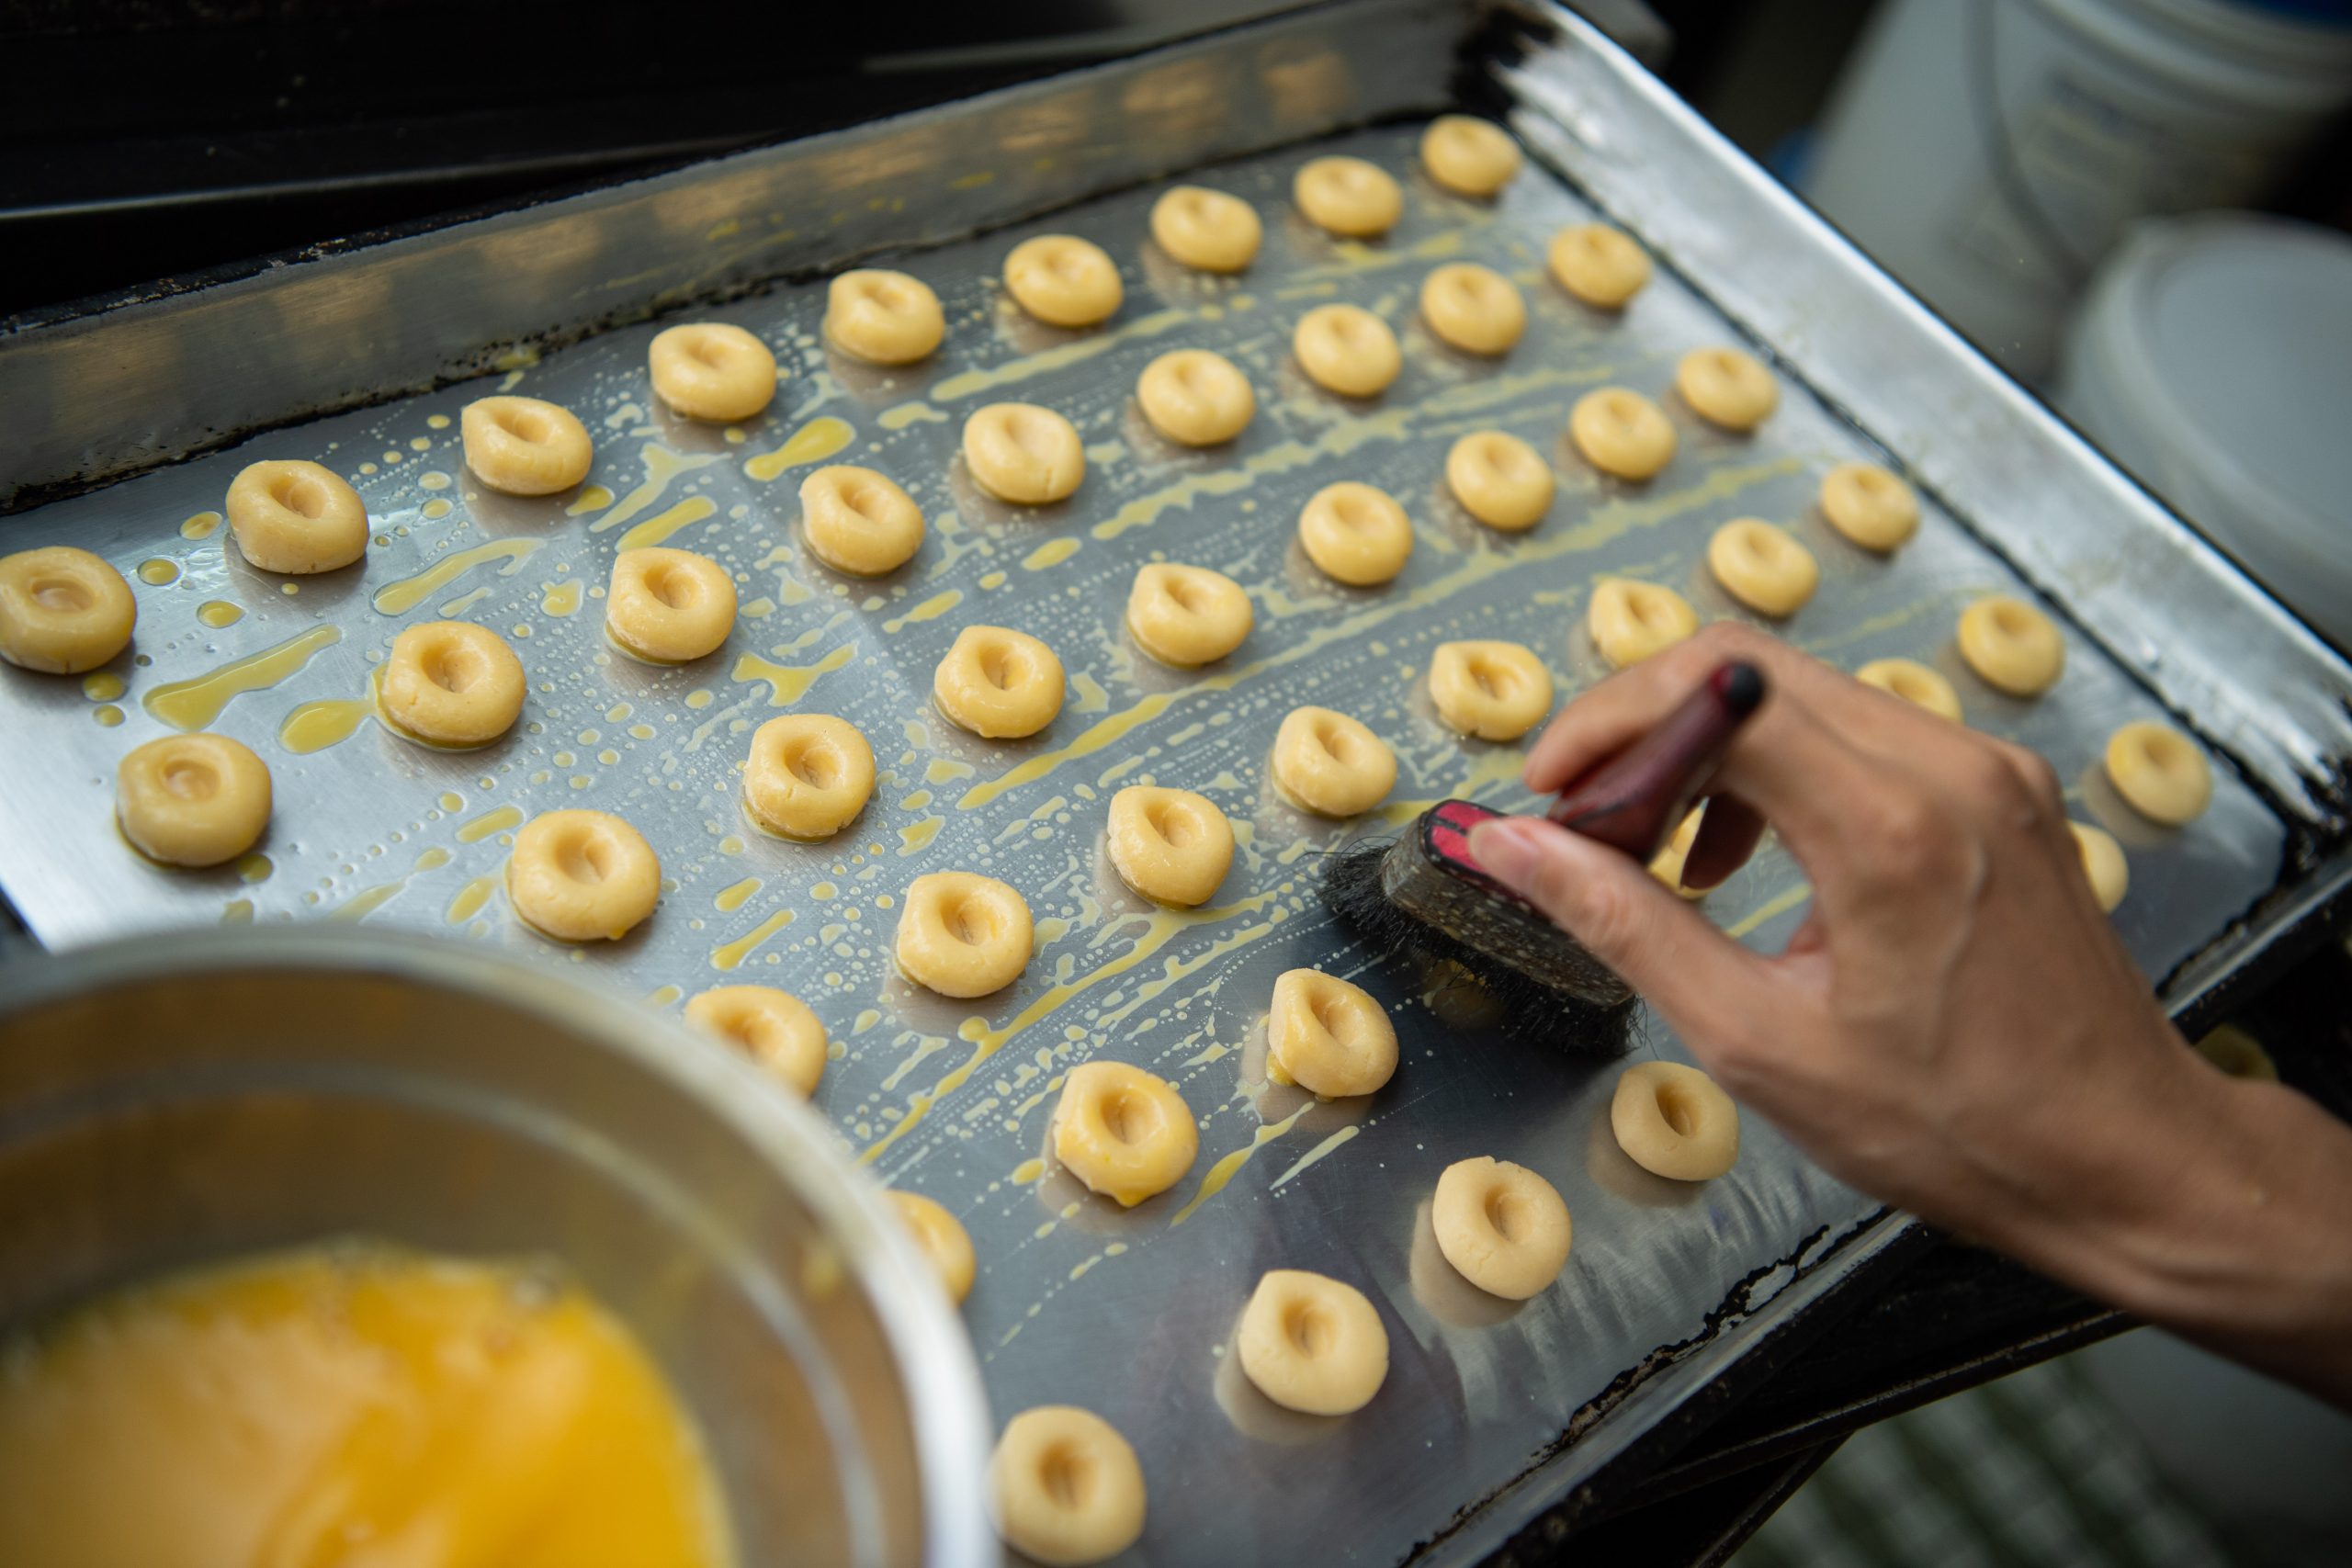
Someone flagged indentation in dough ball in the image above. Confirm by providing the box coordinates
[824,269,945,365]
[1297,481,1413,585]
[963,403,1086,504]
[799,465,924,576]
[461,396,594,496]
[1445,430,1554,532]
[1135,349,1255,446]
[1819,461,1919,551]
[1125,563,1253,667]
[1420,263,1526,355]
[605,547,738,663]
[933,625,1065,739]
[0,547,136,673]
[897,872,1034,997]
[685,984,827,1098]
[506,809,661,942]
[1569,387,1676,479]
[1430,1156,1572,1300]
[1271,705,1396,818]
[1427,639,1554,740]
[1610,1061,1740,1180]
[2103,720,2211,827]
[1105,786,1234,908]
[1706,519,1819,617]
[380,620,526,747]
[1957,594,2064,697]
[1675,346,1779,432]
[1051,1061,1197,1207]
[1149,186,1262,273]
[1237,1269,1389,1416]
[224,460,369,574]
[1004,234,1124,328]
[1420,116,1521,197]
[1266,968,1397,1098]
[1294,155,1404,237]
[648,321,777,423]
[1588,578,1699,669]
[1548,223,1652,309]
[989,1405,1147,1567]
[1294,304,1403,399]
[743,713,876,840]
[115,733,271,867]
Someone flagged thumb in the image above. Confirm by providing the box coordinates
[1467,815,1770,1046]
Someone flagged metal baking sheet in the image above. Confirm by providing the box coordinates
[0,4,2341,1564]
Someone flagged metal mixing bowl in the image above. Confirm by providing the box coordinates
[0,926,990,1568]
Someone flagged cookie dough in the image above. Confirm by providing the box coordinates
[460,396,594,496]
[1294,155,1404,238]
[897,871,1034,997]
[1611,1061,1739,1180]
[1135,349,1255,447]
[889,1191,977,1304]
[1547,223,1652,309]
[1420,115,1521,197]
[799,464,925,576]
[824,269,945,365]
[0,547,134,673]
[1298,481,1413,586]
[1051,1061,1197,1207]
[1294,304,1402,398]
[1707,518,1819,617]
[1420,263,1526,355]
[1647,807,1710,899]
[2071,821,2129,913]
[1267,968,1397,1098]
[1675,346,1778,432]
[1237,1269,1389,1416]
[647,321,776,423]
[1150,185,1262,273]
[1428,638,1554,740]
[1004,235,1124,329]
[224,460,368,574]
[1819,461,1919,552]
[1569,387,1677,480]
[1445,429,1555,533]
[2105,720,2211,826]
[116,734,271,867]
[380,620,526,746]
[933,625,1065,739]
[2193,1024,2278,1083]
[962,402,1085,504]
[1430,1156,1572,1300]
[1271,705,1396,818]
[743,713,876,840]
[1106,785,1234,908]
[1126,562,1253,667]
[507,809,661,942]
[1957,595,2064,697]
[606,547,738,663]
[990,1406,1146,1567]
[1856,657,1962,721]
[1589,578,1699,669]
[684,984,826,1098]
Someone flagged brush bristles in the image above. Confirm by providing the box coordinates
[1322,836,1635,1058]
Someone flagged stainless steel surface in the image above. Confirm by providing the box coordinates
[0,928,990,1568]
[0,2,2340,1562]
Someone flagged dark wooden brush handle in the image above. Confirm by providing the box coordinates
[1544,661,1764,859]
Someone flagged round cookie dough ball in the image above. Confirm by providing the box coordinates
[1548,223,1652,309]
[962,402,1085,504]
[116,734,271,868]
[1445,430,1555,533]
[743,713,876,840]
[1706,519,1819,618]
[1298,481,1413,586]
[460,396,594,496]
[1136,349,1255,446]
[1126,562,1253,667]
[2105,720,2212,827]
[799,464,924,576]
[1589,578,1699,669]
[1004,234,1124,329]
[1294,304,1403,399]
[824,269,945,365]
[1819,461,1919,552]
[606,547,738,663]
[1149,186,1261,273]
[685,984,826,1099]
[1957,594,2064,697]
[379,620,526,746]
[224,460,368,574]
[1569,387,1677,480]
[1294,155,1404,238]
[1856,657,1962,721]
[897,871,1034,998]
[1428,638,1554,740]
[1267,967,1397,1098]
[1052,1061,1197,1207]
[2071,821,2129,913]
[1611,1061,1740,1180]
[933,625,1065,739]
[507,809,661,942]
[990,1406,1146,1568]
[1647,807,1711,899]
[0,546,135,673]
[1237,1269,1389,1416]
[1106,785,1234,908]
[1420,115,1521,197]
[1272,705,1396,818]
[1420,263,1526,355]
[1675,346,1779,432]
[889,1191,977,1304]
[1430,1156,1572,1300]
[647,321,776,423]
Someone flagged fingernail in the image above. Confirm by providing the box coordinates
[1467,818,1536,886]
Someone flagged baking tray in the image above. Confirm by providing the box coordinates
[3,5,2349,1565]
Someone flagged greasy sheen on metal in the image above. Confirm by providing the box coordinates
[0,5,2332,1564]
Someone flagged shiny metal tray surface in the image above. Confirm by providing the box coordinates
[1,5,2346,1564]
